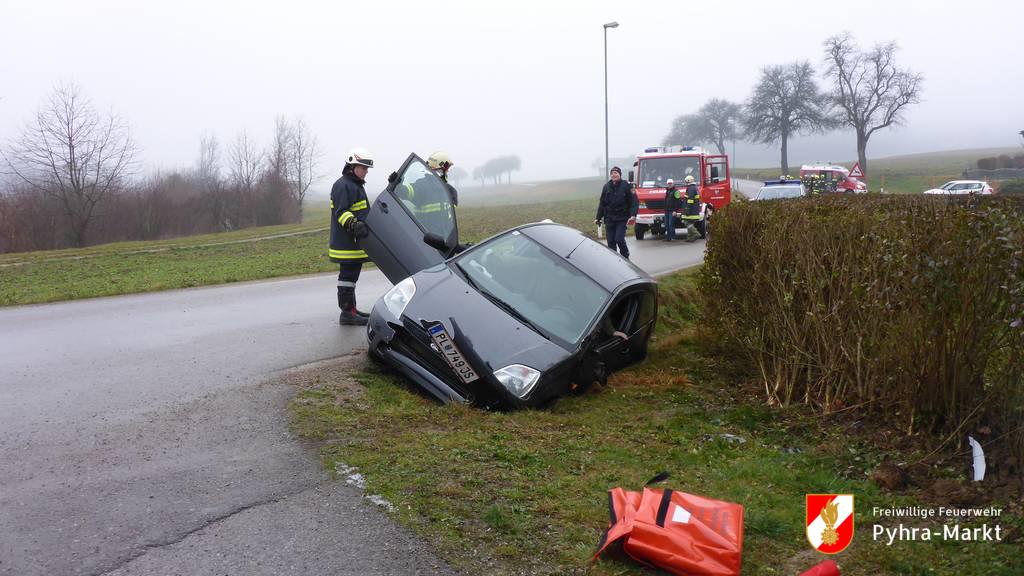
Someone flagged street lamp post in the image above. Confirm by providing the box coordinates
[603,21,619,179]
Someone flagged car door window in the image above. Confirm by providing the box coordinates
[393,160,457,247]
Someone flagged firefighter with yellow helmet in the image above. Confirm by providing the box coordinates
[330,147,374,326]
[680,175,702,242]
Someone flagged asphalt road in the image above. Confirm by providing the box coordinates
[0,190,760,576]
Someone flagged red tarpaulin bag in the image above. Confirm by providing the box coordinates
[595,473,744,576]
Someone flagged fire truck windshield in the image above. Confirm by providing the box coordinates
[637,157,700,188]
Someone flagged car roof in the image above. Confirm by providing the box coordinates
[762,180,803,186]
[516,223,654,292]
[944,180,987,185]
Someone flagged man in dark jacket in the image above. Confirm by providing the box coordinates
[680,175,702,242]
[330,148,374,326]
[662,178,680,242]
[595,166,634,259]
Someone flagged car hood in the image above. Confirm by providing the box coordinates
[402,265,573,374]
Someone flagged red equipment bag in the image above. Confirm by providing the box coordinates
[595,473,744,576]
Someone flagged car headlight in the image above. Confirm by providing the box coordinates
[383,277,416,318]
[493,364,541,398]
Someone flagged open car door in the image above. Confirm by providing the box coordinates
[362,153,460,284]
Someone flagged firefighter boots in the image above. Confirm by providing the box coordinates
[338,287,369,326]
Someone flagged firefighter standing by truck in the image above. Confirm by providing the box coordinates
[681,175,701,242]
[330,148,374,326]
[595,166,634,259]
[662,178,680,242]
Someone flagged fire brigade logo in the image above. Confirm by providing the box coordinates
[806,494,854,554]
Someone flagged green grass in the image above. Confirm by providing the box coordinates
[458,177,604,207]
[289,268,1022,575]
[0,193,598,306]
[734,147,1021,194]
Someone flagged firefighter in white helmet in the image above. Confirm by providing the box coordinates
[330,148,374,326]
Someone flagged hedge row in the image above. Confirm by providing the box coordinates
[699,195,1024,459]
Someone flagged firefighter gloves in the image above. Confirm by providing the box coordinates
[345,219,369,238]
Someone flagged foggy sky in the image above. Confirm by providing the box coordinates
[2,0,1022,191]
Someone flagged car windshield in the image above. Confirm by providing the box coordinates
[638,157,700,188]
[454,231,610,347]
[940,182,957,190]
[757,185,803,200]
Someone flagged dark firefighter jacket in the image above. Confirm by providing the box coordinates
[664,186,681,211]
[596,179,635,222]
[682,183,701,220]
[329,170,370,263]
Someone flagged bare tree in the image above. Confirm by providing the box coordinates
[196,133,221,185]
[267,116,293,183]
[823,33,923,174]
[196,134,231,230]
[744,62,834,175]
[285,117,319,219]
[663,98,742,155]
[448,166,468,185]
[228,130,263,194]
[2,84,136,246]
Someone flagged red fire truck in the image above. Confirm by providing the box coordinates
[628,146,731,240]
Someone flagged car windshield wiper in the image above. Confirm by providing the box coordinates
[480,290,550,340]
[456,266,549,340]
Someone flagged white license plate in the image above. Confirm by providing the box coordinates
[427,323,479,384]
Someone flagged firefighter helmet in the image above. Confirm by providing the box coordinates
[427,150,452,171]
[684,175,695,184]
[346,148,374,168]
[666,179,674,186]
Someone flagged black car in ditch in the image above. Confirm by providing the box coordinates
[362,154,658,409]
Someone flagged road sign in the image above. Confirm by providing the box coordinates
[850,162,864,178]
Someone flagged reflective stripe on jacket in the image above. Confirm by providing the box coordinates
[682,183,701,220]
[329,171,370,263]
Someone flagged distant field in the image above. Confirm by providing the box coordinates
[0,190,597,306]
[457,176,604,207]
[0,204,332,266]
[734,147,1021,194]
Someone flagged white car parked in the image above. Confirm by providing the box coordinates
[923,180,994,195]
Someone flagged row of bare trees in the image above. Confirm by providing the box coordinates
[471,155,522,186]
[1,84,320,253]
[663,32,923,175]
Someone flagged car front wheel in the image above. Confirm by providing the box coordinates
[634,224,647,240]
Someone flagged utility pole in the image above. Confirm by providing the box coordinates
[603,21,619,178]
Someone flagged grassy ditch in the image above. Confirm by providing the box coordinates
[0,196,597,306]
[289,268,1022,575]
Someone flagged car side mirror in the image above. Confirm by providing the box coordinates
[628,170,635,183]
[423,232,449,252]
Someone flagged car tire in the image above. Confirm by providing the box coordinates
[634,224,647,241]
